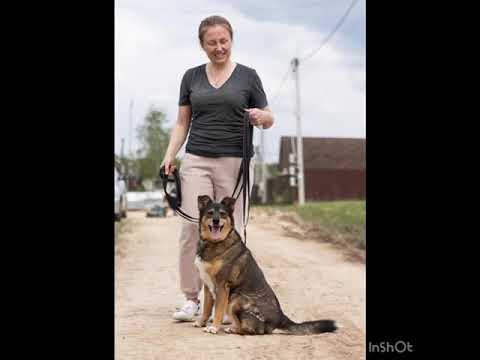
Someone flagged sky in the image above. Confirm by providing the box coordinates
[115,0,365,163]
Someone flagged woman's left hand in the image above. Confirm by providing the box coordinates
[245,108,273,129]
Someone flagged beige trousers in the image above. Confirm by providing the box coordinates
[177,152,254,300]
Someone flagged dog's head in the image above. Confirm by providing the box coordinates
[198,195,236,242]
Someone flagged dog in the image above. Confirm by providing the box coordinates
[193,195,337,335]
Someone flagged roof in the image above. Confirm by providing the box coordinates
[279,137,366,170]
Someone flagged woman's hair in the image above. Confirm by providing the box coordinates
[198,15,233,45]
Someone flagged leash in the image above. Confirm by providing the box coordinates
[241,110,251,244]
[159,111,252,244]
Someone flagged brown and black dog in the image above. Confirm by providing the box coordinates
[193,195,337,335]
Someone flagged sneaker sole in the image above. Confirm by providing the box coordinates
[173,311,200,322]
[173,314,195,322]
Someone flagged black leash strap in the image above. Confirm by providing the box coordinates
[241,111,251,244]
[159,111,252,244]
[158,167,197,223]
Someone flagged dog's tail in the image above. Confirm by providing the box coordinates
[277,314,337,335]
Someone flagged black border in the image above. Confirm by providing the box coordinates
[16,2,115,358]
[365,2,454,358]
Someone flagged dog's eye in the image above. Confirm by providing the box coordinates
[219,210,227,216]
[207,209,214,215]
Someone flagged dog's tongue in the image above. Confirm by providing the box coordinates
[211,226,221,240]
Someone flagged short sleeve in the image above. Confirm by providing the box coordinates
[178,69,192,106]
[249,69,268,109]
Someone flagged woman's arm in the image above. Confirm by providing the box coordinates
[161,105,192,174]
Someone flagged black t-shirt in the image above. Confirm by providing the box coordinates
[178,63,268,158]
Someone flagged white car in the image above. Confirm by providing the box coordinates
[125,191,164,210]
[126,192,148,210]
[143,190,165,209]
[114,166,128,221]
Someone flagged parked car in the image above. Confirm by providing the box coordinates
[146,204,167,218]
[114,166,128,221]
[143,190,165,209]
[126,191,148,210]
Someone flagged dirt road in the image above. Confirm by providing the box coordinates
[115,211,365,360]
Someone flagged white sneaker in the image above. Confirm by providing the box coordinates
[173,300,200,321]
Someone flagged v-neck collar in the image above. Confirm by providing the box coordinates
[204,62,238,90]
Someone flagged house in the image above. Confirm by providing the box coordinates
[278,136,366,201]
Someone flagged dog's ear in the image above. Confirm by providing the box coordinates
[220,197,236,213]
[198,195,213,212]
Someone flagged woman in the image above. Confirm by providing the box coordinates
[162,15,275,321]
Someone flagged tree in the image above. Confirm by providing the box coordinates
[266,163,280,177]
[135,106,171,181]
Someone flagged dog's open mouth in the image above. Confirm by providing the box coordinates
[208,224,224,240]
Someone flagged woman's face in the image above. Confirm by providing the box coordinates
[201,25,232,65]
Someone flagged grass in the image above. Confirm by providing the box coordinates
[254,201,366,250]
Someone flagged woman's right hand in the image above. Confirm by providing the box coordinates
[161,155,176,176]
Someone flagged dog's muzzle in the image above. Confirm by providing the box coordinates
[208,221,224,240]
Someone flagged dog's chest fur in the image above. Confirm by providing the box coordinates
[194,255,224,300]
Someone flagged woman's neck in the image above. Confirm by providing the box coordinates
[208,60,233,72]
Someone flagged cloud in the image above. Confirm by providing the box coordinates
[115,0,365,162]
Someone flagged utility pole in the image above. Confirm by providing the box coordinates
[292,57,305,205]
[260,129,268,203]
[128,99,134,157]
[120,138,125,160]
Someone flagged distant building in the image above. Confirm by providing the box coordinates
[278,137,365,201]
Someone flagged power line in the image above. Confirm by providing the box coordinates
[270,0,360,106]
[269,64,292,105]
[264,0,362,173]
[300,0,360,63]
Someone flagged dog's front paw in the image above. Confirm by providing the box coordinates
[203,325,219,334]
[193,319,207,328]
[224,327,239,334]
